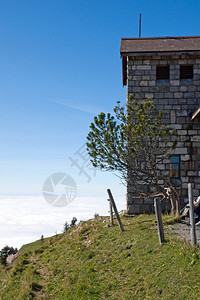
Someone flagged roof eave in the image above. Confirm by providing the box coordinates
[120,50,200,57]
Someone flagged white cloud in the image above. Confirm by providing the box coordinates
[0,194,126,250]
[46,97,102,115]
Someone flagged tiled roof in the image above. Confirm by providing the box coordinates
[120,36,200,55]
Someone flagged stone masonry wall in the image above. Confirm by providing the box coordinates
[126,54,200,214]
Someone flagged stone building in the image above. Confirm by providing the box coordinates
[120,36,200,214]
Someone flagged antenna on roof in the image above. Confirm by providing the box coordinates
[139,13,142,38]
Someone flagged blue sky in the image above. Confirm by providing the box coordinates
[1,0,200,248]
[1,0,200,196]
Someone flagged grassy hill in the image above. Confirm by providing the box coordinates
[0,214,200,299]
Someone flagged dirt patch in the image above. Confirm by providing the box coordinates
[167,219,200,244]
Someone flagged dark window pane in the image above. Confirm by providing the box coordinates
[170,156,180,163]
[180,65,193,79]
[156,65,169,80]
[170,156,180,178]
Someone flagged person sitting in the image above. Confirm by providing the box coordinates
[180,196,200,224]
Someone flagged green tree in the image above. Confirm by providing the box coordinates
[63,217,77,233]
[70,217,77,228]
[0,246,17,266]
[63,221,70,233]
[86,94,179,214]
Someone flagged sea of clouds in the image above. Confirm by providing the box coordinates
[0,193,125,250]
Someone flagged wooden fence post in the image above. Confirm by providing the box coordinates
[108,199,114,225]
[154,198,165,244]
[188,183,196,245]
[107,189,124,231]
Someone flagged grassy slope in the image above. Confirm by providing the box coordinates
[0,215,200,299]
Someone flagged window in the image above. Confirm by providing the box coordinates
[156,65,169,80]
[180,65,193,80]
[170,156,180,178]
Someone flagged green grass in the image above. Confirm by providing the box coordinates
[0,214,200,299]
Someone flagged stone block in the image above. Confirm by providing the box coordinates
[181,176,189,183]
[180,86,188,92]
[174,148,187,154]
[182,183,189,189]
[170,69,179,75]
[170,124,182,129]
[191,136,200,142]
[187,86,196,92]
[160,170,169,176]
[130,87,141,92]
[194,80,200,86]
[170,110,176,123]
[144,198,154,205]
[193,190,199,197]
[131,65,136,70]
[176,142,184,147]
[178,59,188,64]
[142,205,152,214]
[133,198,144,205]
[170,86,179,92]
[184,92,195,98]
[188,130,197,135]
[159,60,168,64]
[134,60,143,65]
[128,59,133,65]
[169,99,178,104]
[159,99,167,105]
[159,85,170,92]
[181,155,190,161]
[155,92,164,98]
[176,110,187,116]
[136,65,151,70]
[174,92,183,98]
[192,142,200,148]
[142,75,151,80]
[149,80,156,86]
[177,130,187,135]
[135,71,144,76]
[143,60,150,65]
[187,98,197,104]
[127,204,140,214]
[181,170,186,176]
[141,87,150,92]
[145,93,153,98]
[158,180,164,185]
[173,105,181,110]
[151,60,159,65]
[181,105,188,109]
[179,99,187,104]
[180,135,188,142]
[170,74,178,80]
[171,80,180,86]
[140,81,148,87]
[157,164,165,170]
[164,92,173,98]
[187,171,198,176]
